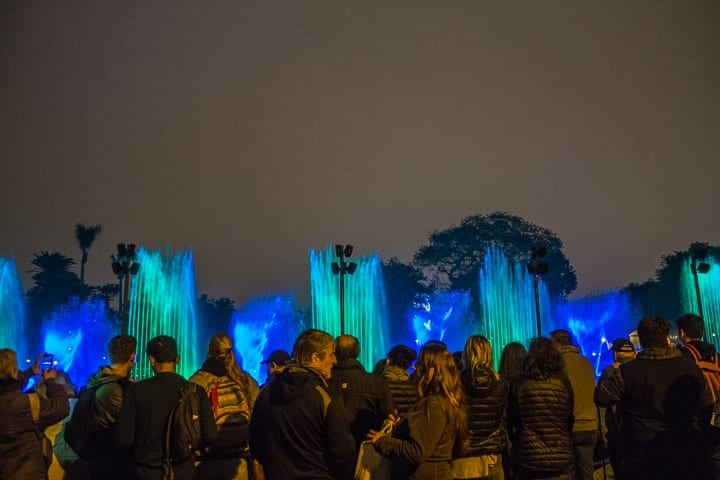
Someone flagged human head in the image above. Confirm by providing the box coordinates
[292,329,336,379]
[523,337,564,380]
[611,338,636,364]
[498,342,527,381]
[108,334,137,365]
[261,349,291,376]
[463,335,493,372]
[550,329,573,347]
[335,335,360,362]
[386,344,417,371]
[0,348,19,381]
[146,335,178,371]
[676,313,705,342]
[637,316,671,349]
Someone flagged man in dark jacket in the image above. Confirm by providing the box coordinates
[677,313,720,480]
[330,334,394,454]
[595,316,711,480]
[250,328,355,480]
[55,334,136,479]
[116,335,217,480]
[0,349,70,480]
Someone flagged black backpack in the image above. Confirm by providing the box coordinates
[64,379,128,459]
[163,382,203,480]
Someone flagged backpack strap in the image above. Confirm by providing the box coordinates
[683,343,703,362]
[314,385,332,419]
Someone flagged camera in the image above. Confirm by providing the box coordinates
[41,354,54,372]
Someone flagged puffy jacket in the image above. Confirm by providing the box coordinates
[508,374,574,476]
[383,365,419,418]
[458,367,508,457]
[0,378,70,480]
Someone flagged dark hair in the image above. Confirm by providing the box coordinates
[109,335,136,364]
[335,335,360,362]
[523,337,564,380]
[146,335,178,363]
[677,313,705,340]
[499,342,527,381]
[638,316,670,348]
[387,344,417,370]
[550,329,573,347]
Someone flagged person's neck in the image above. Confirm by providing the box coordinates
[108,362,132,378]
[153,363,177,374]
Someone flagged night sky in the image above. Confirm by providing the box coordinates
[2,1,719,307]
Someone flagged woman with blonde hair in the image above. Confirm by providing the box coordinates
[190,333,260,480]
[452,335,508,480]
[368,340,467,480]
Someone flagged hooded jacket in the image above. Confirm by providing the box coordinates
[249,365,355,480]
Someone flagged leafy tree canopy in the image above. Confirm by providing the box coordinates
[412,212,577,299]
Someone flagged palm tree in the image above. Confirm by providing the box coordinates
[75,223,102,285]
[26,251,83,325]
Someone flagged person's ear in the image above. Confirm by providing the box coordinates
[175,356,180,365]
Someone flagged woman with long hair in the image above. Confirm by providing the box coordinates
[368,341,467,480]
[498,342,527,383]
[190,333,260,480]
[451,335,508,480]
[508,337,574,480]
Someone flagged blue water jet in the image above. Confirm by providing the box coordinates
[0,257,27,358]
[682,254,720,350]
[407,291,473,353]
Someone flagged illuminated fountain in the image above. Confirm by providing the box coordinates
[128,248,199,380]
[310,246,389,370]
[41,297,115,386]
[407,291,473,353]
[478,246,550,365]
[682,253,720,350]
[229,293,302,384]
[0,257,27,357]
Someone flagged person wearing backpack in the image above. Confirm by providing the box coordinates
[116,335,217,480]
[677,313,720,480]
[54,334,136,479]
[190,333,259,480]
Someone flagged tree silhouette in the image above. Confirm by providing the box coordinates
[412,212,577,300]
[74,223,102,285]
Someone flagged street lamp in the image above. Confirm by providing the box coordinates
[690,243,711,336]
[527,246,549,337]
[331,244,357,335]
[111,243,141,335]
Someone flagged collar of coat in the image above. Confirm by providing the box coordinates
[637,347,681,360]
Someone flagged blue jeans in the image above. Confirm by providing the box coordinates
[572,430,597,480]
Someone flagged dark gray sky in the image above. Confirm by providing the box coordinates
[2,1,719,306]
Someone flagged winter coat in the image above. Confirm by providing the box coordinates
[374,394,460,480]
[458,367,508,457]
[383,365,419,418]
[329,358,394,450]
[249,365,355,480]
[0,378,70,480]
[508,374,574,477]
[558,345,597,432]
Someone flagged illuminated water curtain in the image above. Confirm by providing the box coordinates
[478,246,550,365]
[408,291,473,354]
[0,257,27,357]
[682,254,720,349]
[128,248,199,380]
[41,297,115,386]
[556,291,636,376]
[229,293,302,384]
[310,247,389,370]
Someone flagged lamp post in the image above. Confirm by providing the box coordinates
[111,243,141,335]
[331,244,357,335]
[527,246,549,337]
[690,243,711,337]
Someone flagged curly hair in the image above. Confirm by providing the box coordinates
[0,349,17,381]
[523,337,564,380]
